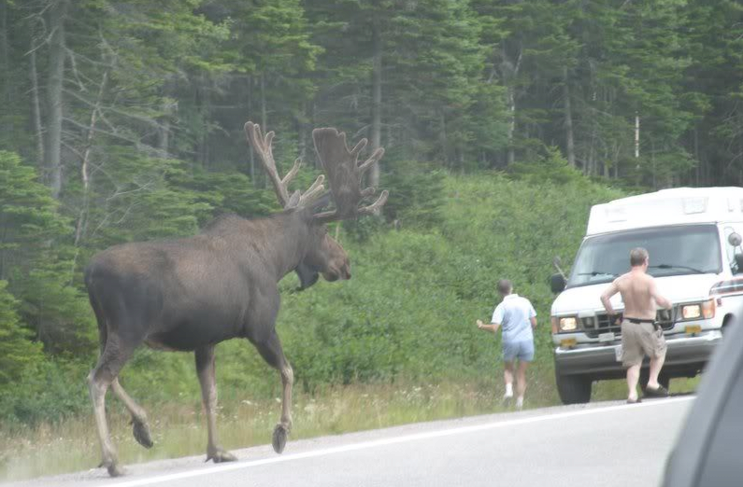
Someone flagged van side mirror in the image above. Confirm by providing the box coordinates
[735,254,743,275]
[729,232,742,247]
[550,273,566,294]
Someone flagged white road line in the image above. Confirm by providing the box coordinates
[110,396,693,487]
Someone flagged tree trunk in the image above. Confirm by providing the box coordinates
[297,108,307,163]
[247,76,255,181]
[201,78,210,168]
[157,80,172,159]
[369,12,382,187]
[693,127,700,186]
[74,70,108,247]
[634,112,640,159]
[563,67,576,168]
[260,73,267,129]
[651,140,656,189]
[30,41,45,164]
[502,41,521,167]
[44,0,68,199]
[588,114,597,177]
[260,73,267,188]
[507,87,516,166]
[440,111,449,167]
[1,0,10,114]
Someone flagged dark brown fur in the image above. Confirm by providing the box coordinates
[85,208,348,476]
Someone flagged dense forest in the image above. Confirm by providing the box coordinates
[0,0,741,431]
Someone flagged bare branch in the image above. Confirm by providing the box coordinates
[63,88,165,128]
[65,47,88,92]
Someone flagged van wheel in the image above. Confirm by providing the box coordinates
[555,372,592,404]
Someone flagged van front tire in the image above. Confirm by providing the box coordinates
[556,371,592,404]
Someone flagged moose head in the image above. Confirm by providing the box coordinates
[244,122,388,288]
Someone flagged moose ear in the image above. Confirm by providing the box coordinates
[287,190,301,209]
[294,262,319,291]
[309,193,333,214]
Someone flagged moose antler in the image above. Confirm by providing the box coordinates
[244,121,326,209]
[311,128,388,223]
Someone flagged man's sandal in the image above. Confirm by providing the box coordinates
[644,385,669,398]
[627,397,642,404]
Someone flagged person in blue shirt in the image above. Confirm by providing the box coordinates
[477,279,537,410]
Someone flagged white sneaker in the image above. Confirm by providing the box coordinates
[502,391,514,403]
[515,397,524,410]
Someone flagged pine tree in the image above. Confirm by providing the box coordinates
[0,281,43,385]
[682,0,743,184]
[0,151,95,354]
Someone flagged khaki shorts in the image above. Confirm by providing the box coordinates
[621,320,667,368]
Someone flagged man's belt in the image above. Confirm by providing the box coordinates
[624,316,662,331]
[625,317,656,324]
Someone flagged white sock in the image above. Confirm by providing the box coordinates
[505,383,513,397]
[516,396,524,409]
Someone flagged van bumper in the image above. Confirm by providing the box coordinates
[554,330,722,378]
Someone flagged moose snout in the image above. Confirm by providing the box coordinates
[324,262,351,282]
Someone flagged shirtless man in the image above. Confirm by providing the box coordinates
[601,248,672,403]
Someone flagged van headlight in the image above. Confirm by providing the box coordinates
[681,299,715,320]
[559,317,578,332]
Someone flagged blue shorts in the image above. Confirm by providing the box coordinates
[502,340,534,362]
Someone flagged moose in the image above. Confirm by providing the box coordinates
[84,121,387,477]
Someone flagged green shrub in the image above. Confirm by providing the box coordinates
[381,159,446,228]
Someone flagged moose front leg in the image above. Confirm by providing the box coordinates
[195,345,237,463]
[255,331,294,454]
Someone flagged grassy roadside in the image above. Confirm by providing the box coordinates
[0,375,547,482]
[0,367,698,482]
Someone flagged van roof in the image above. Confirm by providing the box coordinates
[587,187,743,236]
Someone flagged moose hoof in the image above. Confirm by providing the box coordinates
[207,448,237,463]
[105,462,125,478]
[272,424,289,454]
[132,420,154,449]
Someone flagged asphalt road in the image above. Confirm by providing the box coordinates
[9,396,692,487]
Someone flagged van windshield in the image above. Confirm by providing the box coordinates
[567,225,722,288]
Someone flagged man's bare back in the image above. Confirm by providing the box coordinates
[601,264,671,320]
[609,270,670,320]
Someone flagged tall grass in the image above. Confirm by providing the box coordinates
[0,372,557,482]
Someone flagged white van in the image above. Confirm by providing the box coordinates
[550,187,743,404]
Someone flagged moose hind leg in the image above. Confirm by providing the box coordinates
[195,345,236,463]
[88,342,132,477]
[255,332,294,454]
[111,378,153,448]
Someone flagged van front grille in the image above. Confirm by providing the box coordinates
[580,309,674,338]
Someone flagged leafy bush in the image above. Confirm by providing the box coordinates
[508,146,588,186]
[0,358,89,426]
